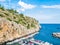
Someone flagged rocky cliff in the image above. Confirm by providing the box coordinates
[53,32,60,38]
[0,6,40,44]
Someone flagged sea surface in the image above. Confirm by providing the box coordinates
[34,24,60,45]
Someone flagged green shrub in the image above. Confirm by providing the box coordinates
[4,13,9,16]
[7,18,12,21]
[27,24,30,29]
[31,23,35,27]
[14,20,19,24]
[7,9,18,14]
[19,13,24,18]
[13,16,16,19]
[0,5,5,11]
[0,14,4,17]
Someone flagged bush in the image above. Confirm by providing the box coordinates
[19,13,24,17]
[0,5,5,10]
[27,24,30,29]
[31,23,35,27]
[14,20,19,24]
[0,14,4,17]
[7,18,12,21]
[4,13,9,16]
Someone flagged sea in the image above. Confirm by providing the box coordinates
[34,24,60,45]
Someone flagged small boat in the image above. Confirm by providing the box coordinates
[6,32,53,45]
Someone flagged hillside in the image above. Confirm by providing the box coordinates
[0,5,39,29]
[0,5,40,44]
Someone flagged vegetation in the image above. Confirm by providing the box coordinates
[0,14,4,17]
[0,5,38,29]
[0,5,5,10]
[7,18,12,21]
[27,24,30,29]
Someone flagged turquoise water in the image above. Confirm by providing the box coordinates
[34,24,60,45]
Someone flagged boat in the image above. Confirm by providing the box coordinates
[7,32,53,45]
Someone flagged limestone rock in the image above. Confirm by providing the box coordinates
[0,18,39,44]
[52,32,60,38]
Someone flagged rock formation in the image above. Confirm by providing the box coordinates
[0,5,40,45]
[53,32,60,38]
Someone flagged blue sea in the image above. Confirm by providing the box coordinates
[34,24,60,45]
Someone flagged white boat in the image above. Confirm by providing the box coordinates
[7,32,53,45]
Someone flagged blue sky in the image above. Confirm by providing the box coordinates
[0,0,60,24]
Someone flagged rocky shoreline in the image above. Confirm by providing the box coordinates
[52,32,60,38]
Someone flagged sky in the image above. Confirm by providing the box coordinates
[0,0,60,24]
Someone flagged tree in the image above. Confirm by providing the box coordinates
[19,13,24,17]
[7,9,18,14]
[27,24,30,29]
[0,4,5,10]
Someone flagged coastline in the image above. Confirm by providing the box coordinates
[52,32,60,38]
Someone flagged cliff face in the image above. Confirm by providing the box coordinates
[0,7,40,44]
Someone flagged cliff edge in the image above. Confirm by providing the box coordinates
[0,5,40,44]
